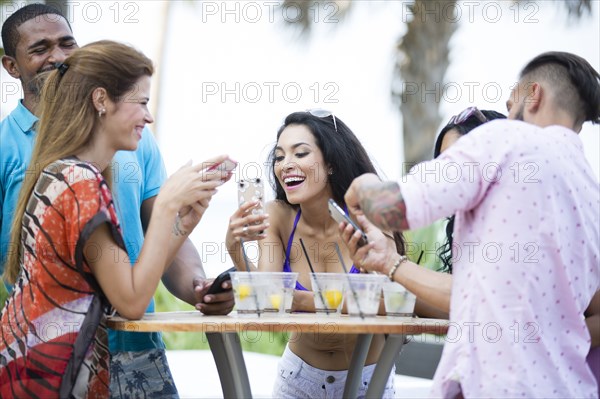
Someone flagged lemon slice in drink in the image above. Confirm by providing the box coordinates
[324,289,343,309]
[237,284,252,300]
[388,292,406,310]
[269,294,282,310]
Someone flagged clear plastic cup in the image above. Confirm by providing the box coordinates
[382,281,417,317]
[230,272,264,315]
[310,273,346,314]
[256,272,298,315]
[344,274,387,317]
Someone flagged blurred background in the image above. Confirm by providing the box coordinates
[2,1,599,353]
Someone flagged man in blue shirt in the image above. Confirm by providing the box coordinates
[1,4,234,397]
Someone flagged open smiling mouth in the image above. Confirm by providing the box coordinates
[283,176,305,188]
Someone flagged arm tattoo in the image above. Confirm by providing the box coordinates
[360,181,409,231]
[172,215,188,236]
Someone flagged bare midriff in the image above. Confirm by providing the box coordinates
[288,331,385,371]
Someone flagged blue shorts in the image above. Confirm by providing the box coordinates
[273,346,395,399]
[110,349,179,398]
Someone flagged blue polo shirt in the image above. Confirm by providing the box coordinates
[0,101,37,271]
[0,101,167,352]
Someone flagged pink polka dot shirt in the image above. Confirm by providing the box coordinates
[399,119,599,398]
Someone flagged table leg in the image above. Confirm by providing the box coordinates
[343,333,373,398]
[206,332,252,399]
[365,334,405,399]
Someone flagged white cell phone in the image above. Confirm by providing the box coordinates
[207,157,238,173]
[238,178,264,208]
[239,178,265,234]
[328,198,368,247]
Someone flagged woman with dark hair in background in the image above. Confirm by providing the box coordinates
[338,108,506,316]
[433,107,506,272]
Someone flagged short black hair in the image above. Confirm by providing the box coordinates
[519,51,600,125]
[1,3,71,57]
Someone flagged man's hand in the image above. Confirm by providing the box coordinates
[344,173,380,216]
[345,174,409,232]
[192,278,235,315]
[339,214,395,275]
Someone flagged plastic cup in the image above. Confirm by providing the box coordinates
[310,273,346,314]
[344,274,387,317]
[256,272,298,315]
[382,282,416,317]
[230,272,264,315]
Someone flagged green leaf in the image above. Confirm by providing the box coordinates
[0,280,9,311]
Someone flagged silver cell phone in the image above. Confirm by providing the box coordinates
[328,198,368,247]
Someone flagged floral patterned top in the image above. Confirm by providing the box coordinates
[0,158,125,398]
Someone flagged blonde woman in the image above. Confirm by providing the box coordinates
[0,40,230,398]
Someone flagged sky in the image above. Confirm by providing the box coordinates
[1,0,599,276]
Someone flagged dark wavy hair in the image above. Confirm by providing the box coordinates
[434,109,506,273]
[268,111,405,254]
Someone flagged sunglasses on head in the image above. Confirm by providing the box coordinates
[447,107,487,126]
[307,108,338,132]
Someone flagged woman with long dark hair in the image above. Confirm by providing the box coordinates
[225,110,405,398]
[433,107,506,272]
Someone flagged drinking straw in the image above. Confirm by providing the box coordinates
[240,238,260,316]
[416,250,424,265]
[299,238,330,315]
[334,243,364,319]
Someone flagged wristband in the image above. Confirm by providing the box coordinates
[387,255,408,281]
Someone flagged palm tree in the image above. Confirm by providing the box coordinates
[394,0,457,167]
[147,351,164,381]
[125,379,137,398]
[132,369,149,399]
[279,0,593,165]
[110,358,125,397]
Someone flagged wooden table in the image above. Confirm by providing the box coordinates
[108,312,448,398]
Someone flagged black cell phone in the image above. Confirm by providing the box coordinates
[328,198,368,247]
[204,267,236,297]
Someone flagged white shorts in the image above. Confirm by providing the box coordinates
[272,346,396,399]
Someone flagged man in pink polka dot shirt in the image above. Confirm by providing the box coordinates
[344,51,600,398]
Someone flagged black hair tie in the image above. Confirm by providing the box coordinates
[55,62,69,76]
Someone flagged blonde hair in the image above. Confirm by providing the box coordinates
[3,40,153,284]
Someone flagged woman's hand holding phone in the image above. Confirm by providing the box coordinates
[168,155,236,233]
[227,200,269,244]
[202,156,237,185]
[225,178,270,250]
